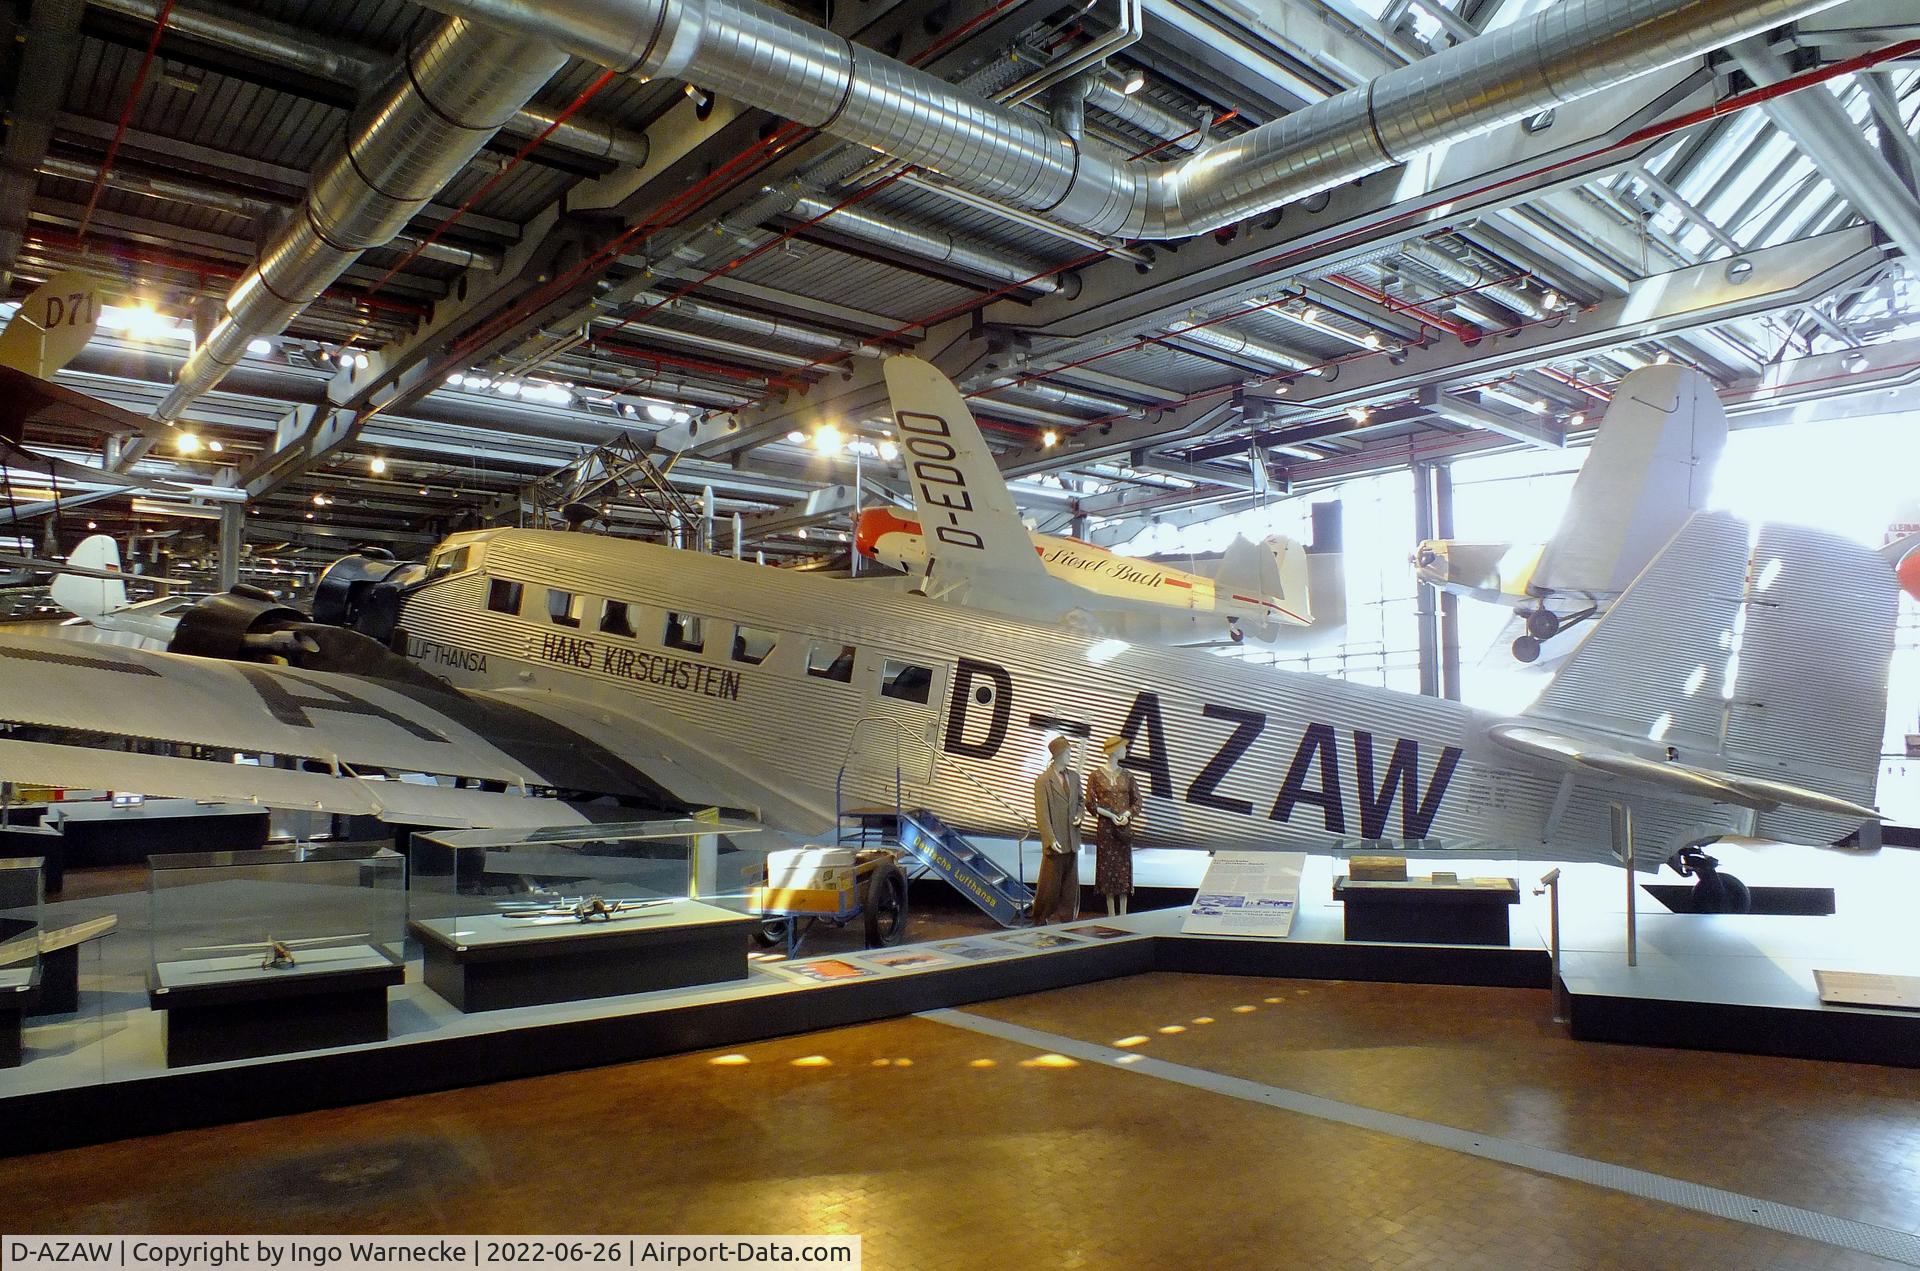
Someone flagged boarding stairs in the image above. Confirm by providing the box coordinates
[836,718,1034,927]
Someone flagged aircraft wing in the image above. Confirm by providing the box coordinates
[0,634,688,829]
[1488,723,1878,821]
[882,357,1052,604]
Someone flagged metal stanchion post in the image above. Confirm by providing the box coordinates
[1534,867,1565,1023]
[1612,802,1636,967]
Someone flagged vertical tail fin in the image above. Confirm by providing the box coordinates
[1527,511,1895,842]
[50,534,128,619]
[1535,364,1727,597]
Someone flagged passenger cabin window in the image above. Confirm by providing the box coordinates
[665,612,704,653]
[807,642,856,683]
[486,578,523,615]
[732,625,776,665]
[880,659,933,704]
[600,600,637,638]
[547,588,584,628]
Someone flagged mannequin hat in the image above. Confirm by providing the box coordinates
[1100,735,1127,756]
[1047,736,1072,757]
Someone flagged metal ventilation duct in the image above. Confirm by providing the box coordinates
[429,0,1842,240]
[150,17,566,424]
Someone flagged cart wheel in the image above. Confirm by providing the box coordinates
[752,917,790,948]
[863,859,909,947]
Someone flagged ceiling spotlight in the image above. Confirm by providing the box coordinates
[175,432,202,454]
[1569,412,1586,427]
[786,430,806,444]
[246,338,272,357]
[878,439,899,462]
[813,423,843,454]
[1543,290,1561,309]
[312,493,328,507]
[305,512,314,520]
[1042,429,1059,448]
[86,520,98,531]
[418,487,430,496]
[1345,405,1372,423]
[1654,351,1671,364]
[370,457,387,475]
[671,409,692,424]
[207,439,223,453]
[445,374,462,386]
[646,402,676,422]
[497,381,521,397]
[1363,333,1382,350]
[1529,398,1547,413]
[1301,305,1319,323]
[1120,68,1146,96]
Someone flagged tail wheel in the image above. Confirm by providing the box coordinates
[862,858,910,947]
[1512,635,1541,663]
[752,917,790,948]
[1526,608,1560,640]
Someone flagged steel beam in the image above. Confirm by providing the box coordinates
[0,0,85,282]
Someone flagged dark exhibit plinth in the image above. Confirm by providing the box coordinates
[0,956,40,1069]
[1334,876,1520,945]
[1566,990,1920,1067]
[147,947,403,1068]
[32,945,77,1017]
[1642,884,1837,916]
[411,901,753,1013]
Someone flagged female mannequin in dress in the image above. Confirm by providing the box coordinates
[1087,735,1143,916]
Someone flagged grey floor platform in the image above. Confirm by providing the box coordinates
[5,844,1914,1153]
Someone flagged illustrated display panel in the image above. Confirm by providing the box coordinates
[407,818,769,933]
[148,843,406,981]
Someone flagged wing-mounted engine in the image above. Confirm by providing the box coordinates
[312,549,427,642]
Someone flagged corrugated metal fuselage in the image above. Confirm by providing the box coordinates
[397,530,1742,866]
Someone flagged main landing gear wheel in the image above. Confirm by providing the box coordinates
[1525,608,1561,640]
[862,858,909,947]
[1512,635,1542,663]
[752,917,791,948]
[1669,846,1751,914]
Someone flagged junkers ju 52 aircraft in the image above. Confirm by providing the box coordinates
[0,358,1894,910]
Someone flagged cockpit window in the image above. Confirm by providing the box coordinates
[428,546,471,576]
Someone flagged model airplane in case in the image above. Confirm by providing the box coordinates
[182,933,373,971]
[1414,363,1728,662]
[499,896,672,925]
[0,358,1895,912]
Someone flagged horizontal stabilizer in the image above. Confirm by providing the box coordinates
[1488,723,1879,821]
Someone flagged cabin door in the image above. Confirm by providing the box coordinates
[848,650,947,787]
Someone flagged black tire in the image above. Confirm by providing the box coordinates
[752,917,790,948]
[862,858,909,947]
[1526,608,1560,640]
[1690,870,1752,914]
[1512,635,1541,663]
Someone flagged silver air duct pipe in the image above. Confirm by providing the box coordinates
[89,0,649,168]
[36,155,502,270]
[1172,321,1318,374]
[151,18,566,424]
[784,192,1062,293]
[427,0,1840,240]
[1400,241,1549,322]
[1084,71,1205,153]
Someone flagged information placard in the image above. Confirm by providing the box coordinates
[1814,969,1920,1010]
[1180,851,1306,938]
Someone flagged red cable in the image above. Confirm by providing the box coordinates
[76,0,178,242]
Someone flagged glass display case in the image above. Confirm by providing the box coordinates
[147,843,407,1067]
[406,819,766,1012]
[0,855,43,1067]
[149,842,406,971]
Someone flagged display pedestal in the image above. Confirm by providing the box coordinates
[411,901,752,1013]
[0,962,40,1068]
[1334,877,1520,945]
[148,946,403,1068]
[28,915,118,1018]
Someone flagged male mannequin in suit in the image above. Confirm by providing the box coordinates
[1030,736,1082,924]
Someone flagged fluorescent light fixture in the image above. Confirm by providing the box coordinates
[497,381,521,397]
[645,402,675,422]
